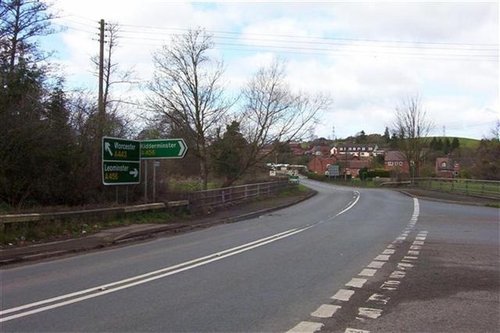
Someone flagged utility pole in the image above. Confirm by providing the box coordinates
[98,19,105,138]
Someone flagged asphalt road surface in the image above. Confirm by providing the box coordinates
[1,179,498,332]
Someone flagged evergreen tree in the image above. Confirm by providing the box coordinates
[210,121,249,186]
[451,137,460,152]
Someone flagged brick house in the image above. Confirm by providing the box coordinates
[436,157,459,178]
[384,151,410,174]
[308,156,338,175]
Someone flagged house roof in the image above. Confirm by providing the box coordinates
[385,151,406,161]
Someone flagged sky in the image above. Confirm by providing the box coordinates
[45,0,499,140]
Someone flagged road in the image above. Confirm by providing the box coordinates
[1,179,498,332]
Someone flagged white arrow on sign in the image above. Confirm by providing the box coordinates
[129,168,139,178]
[105,142,113,157]
[178,140,186,157]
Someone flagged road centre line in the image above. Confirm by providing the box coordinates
[333,191,360,218]
[287,321,324,333]
[311,304,341,318]
[332,289,355,301]
[1,227,311,323]
[346,278,367,288]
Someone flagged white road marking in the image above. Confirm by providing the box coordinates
[396,236,407,241]
[403,256,418,260]
[311,304,341,318]
[367,261,385,269]
[346,278,367,288]
[386,244,396,249]
[374,254,390,261]
[358,307,383,319]
[345,328,370,333]
[332,289,355,301]
[359,268,377,277]
[287,321,324,333]
[367,293,391,305]
[1,227,311,323]
[410,245,422,250]
[408,250,420,256]
[397,262,414,270]
[416,236,426,241]
[334,191,361,217]
[380,280,400,291]
[382,249,396,255]
[413,240,425,245]
[389,271,406,279]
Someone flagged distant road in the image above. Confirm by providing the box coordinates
[2,179,497,332]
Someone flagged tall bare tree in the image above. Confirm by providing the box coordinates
[392,95,433,177]
[234,60,330,182]
[147,28,231,189]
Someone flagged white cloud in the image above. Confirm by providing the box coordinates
[47,0,498,139]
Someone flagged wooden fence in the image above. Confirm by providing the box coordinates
[413,178,500,200]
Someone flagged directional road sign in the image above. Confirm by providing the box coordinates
[141,139,188,159]
[102,137,141,185]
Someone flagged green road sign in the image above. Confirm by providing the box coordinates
[141,139,188,159]
[102,137,141,185]
[102,161,141,185]
[103,137,140,161]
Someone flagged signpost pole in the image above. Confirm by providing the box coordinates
[144,160,148,203]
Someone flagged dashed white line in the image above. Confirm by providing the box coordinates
[413,240,425,245]
[374,254,390,261]
[359,268,377,277]
[287,321,324,333]
[345,328,370,333]
[311,304,341,318]
[367,293,391,305]
[410,245,422,250]
[382,249,396,255]
[346,278,368,288]
[389,270,406,279]
[367,261,385,269]
[408,250,420,256]
[332,289,355,301]
[358,307,383,319]
[380,280,400,291]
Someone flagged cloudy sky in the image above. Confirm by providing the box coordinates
[46,0,498,140]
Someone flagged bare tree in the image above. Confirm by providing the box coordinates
[91,22,136,133]
[392,95,433,177]
[0,0,54,72]
[235,60,331,181]
[146,28,231,189]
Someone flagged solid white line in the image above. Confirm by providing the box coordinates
[287,321,324,333]
[311,304,341,318]
[346,278,367,288]
[332,289,355,301]
[334,191,361,217]
[1,227,310,323]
